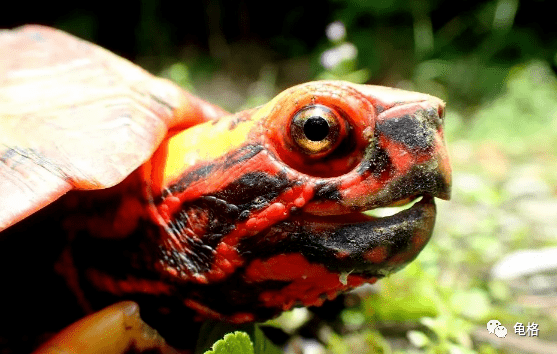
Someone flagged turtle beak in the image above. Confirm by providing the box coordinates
[373,97,451,201]
[346,88,451,209]
[290,92,451,276]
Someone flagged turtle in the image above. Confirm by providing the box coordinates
[0,25,451,352]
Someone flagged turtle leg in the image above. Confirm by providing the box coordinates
[32,302,180,354]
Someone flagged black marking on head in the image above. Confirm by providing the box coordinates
[199,196,240,219]
[163,242,215,276]
[163,196,243,275]
[160,170,293,276]
[222,144,264,169]
[380,164,451,202]
[166,145,263,197]
[169,164,215,195]
[213,171,292,214]
[313,216,414,262]
[237,197,433,275]
[314,183,342,202]
[238,210,251,221]
[357,136,393,178]
[180,200,237,238]
[376,113,434,151]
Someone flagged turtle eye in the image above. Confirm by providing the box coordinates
[290,105,341,155]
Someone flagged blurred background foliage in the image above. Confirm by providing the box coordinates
[3,0,557,353]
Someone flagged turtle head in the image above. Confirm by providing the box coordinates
[92,81,450,322]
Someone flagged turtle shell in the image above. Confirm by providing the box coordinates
[0,25,227,231]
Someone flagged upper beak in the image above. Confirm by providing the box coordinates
[346,89,451,209]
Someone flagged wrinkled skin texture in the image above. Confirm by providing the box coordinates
[0,26,451,352]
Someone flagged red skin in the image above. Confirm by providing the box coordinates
[245,253,377,310]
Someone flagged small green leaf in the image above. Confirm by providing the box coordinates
[195,322,281,354]
[195,321,250,354]
[204,331,254,354]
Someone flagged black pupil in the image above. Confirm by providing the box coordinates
[304,116,329,141]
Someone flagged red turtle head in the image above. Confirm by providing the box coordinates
[80,81,450,323]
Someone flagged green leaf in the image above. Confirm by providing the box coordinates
[195,321,281,354]
[204,331,254,354]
